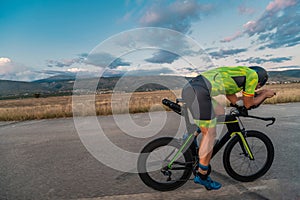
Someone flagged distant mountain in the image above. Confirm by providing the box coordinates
[0,76,75,99]
[0,70,299,99]
[71,76,188,92]
[269,70,300,81]
[33,74,76,83]
[0,80,48,98]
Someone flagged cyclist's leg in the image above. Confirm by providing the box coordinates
[193,126,220,189]
[182,77,221,190]
[197,99,224,169]
[198,126,216,168]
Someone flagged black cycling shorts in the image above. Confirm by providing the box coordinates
[182,75,216,127]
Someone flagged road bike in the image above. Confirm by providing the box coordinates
[137,98,275,191]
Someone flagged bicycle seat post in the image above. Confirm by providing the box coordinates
[179,100,197,135]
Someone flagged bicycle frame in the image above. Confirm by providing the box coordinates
[167,103,254,170]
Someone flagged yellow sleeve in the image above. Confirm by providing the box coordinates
[243,70,258,97]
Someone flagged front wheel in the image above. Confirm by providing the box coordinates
[137,137,193,191]
[223,130,274,182]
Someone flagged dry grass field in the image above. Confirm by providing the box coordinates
[263,83,300,104]
[0,83,299,121]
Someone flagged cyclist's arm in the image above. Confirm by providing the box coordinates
[243,89,276,109]
[242,69,276,109]
[226,94,242,105]
[255,89,275,95]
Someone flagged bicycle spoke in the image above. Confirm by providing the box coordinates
[253,145,265,155]
[247,160,252,175]
[237,157,246,172]
[252,160,260,171]
[230,156,243,164]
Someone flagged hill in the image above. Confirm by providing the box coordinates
[0,69,299,99]
[0,80,47,98]
[0,75,188,99]
[269,70,300,82]
[33,74,76,83]
[0,78,75,99]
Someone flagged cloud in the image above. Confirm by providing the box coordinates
[0,58,40,81]
[47,54,87,68]
[1,55,128,81]
[222,0,300,48]
[104,67,175,77]
[139,0,214,33]
[47,59,75,68]
[81,27,211,75]
[67,68,89,73]
[238,5,256,15]
[266,0,297,12]
[37,70,75,76]
[0,54,105,81]
[86,52,131,69]
[268,65,300,70]
[37,67,103,80]
[145,50,180,64]
[0,57,11,65]
[209,48,247,59]
[46,53,131,70]
[0,57,15,75]
[236,56,292,64]
[220,31,243,43]
[0,57,13,74]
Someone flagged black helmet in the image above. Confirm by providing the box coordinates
[249,66,268,86]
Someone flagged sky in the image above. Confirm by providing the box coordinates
[0,0,299,81]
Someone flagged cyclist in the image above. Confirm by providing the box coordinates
[182,66,276,190]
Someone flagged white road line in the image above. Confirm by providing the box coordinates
[10,119,46,127]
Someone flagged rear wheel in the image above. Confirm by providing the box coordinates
[138,137,193,191]
[223,131,274,182]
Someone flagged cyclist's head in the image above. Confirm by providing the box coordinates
[249,66,269,87]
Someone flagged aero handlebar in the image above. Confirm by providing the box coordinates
[245,115,276,127]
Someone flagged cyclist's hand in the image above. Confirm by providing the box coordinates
[259,89,276,98]
[230,104,248,116]
[237,106,248,116]
[267,90,276,98]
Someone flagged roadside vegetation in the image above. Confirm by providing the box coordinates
[0,83,299,121]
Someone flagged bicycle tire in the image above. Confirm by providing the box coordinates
[223,130,274,182]
[138,137,193,191]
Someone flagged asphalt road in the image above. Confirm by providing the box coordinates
[0,103,299,200]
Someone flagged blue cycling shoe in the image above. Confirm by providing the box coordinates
[194,175,222,190]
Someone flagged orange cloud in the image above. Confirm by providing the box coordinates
[266,0,297,12]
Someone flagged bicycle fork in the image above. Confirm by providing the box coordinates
[231,131,254,160]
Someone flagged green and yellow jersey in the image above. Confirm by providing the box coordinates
[201,66,258,97]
